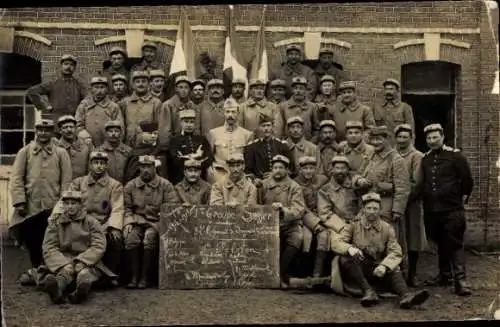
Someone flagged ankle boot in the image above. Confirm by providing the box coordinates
[69,278,92,304]
[126,248,140,289]
[406,251,419,287]
[399,289,430,309]
[312,251,328,277]
[280,245,299,287]
[361,288,379,307]
[454,280,472,296]
[137,249,153,289]
[45,274,67,304]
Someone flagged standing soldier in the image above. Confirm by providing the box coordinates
[258,155,305,287]
[75,76,124,147]
[110,74,130,103]
[285,116,320,176]
[338,121,374,174]
[244,114,295,182]
[313,75,337,123]
[238,79,282,138]
[10,119,72,285]
[123,155,179,289]
[278,76,320,141]
[317,120,341,177]
[96,120,132,184]
[26,54,87,124]
[200,79,227,138]
[191,79,206,107]
[175,159,212,205]
[209,153,258,206]
[131,41,164,72]
[353,126,411,256]
[373,79,415,145]
[270,45,317,100]
[268,79,288,105]
[331,81,375,142]
[313,48,344,94]
[54,115,91,179]
[149,69,168,103]
[394,124,428,287]
[166,110,213,185]
[416,124,473,296]
[228,78,247,105]
[102,47,130,88]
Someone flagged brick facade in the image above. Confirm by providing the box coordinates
[0,1,499,247]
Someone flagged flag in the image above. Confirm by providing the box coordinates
[482,1,498,94]
[248,5,268,82]
[166,7,197,98]
[223,5,248,98]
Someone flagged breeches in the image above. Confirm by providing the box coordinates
[124,225,158,250]
[280,224,303,249]
[316,229,330,251]
[55,263,101,285]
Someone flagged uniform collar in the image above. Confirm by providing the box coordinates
[207,98,225,109]
[295,174,317,187]
[107,66,127,75]
[314,93,337,104]
[130,92,152,102]
[229,95,246,104]
[267,176,291,189]
[361,216,381,231]
[150,90,164,99]
[87,174,110,187]
[179,179,201,191]
[135,175,160,188]
[288,97,309,109]
[339,100,360,112]
[329,175,353,191]
[373,147,393,159]
[100,140,119,151]
[247,97,268,107]
[283,62,303,75]
[287,137,306,151]
[397,145,415,157]
[383,98,401,107]
[223,123,239,132]
[57,137,83,150]
[32,140,54,155]
[344,141,367,154]
[58,210,85,224]
[318,141,339,152]
[224,177,246,189]
[87,96,111,108]
[172,94,193,108]
[138,60,161,70]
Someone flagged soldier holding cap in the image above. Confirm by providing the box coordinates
[131,41,165,73]
[228,78,247,105]
[123,155,179,289]
[268,79,288,105]
[285,116,321,176]
[53,115,91,178]
[415,123,473,296]
[175,159,212,205]
[270,44,317,100]
[200,79,227,138]
[97,120,132,184]
[337,120,375,174]
[313,74,337,123]
[75,76,124,147]
[317,120,341,177]
[258,155,306,287]
[209,153,258,206]
[149,69,168,102]
[27,54,87,125]
[331,192,430,309]
[102,46,130,89]
[314,47,344,94]
[10,119,72,285]
[110,74,130,103]
[331,81,375,142]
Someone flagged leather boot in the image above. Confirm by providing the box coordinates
[68,275,92,304]
[137,249,153,289]
[406,251,419,287]
[312,250,328,278]
[280,245,299,288]
[126,248,140,289]
[399,290,430,309]
[361,289,379,307]
[424,274,452,286]
[454,280,472,296]
[45,274,67,304]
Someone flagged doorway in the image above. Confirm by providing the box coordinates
[401,61,460,152]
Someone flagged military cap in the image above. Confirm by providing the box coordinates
[320,75,336,84]
[61,190,83,201]
[111,74,128,83]
[149,69,166,79]
[271,154,290,166]
[369,125,390,137]
[139,120,159,133]
[138,155,157,165]
[104,120,122,130]
[60,54,77,65]
[319,120,336,130]
[249,79,266,87]
[131,70,149,81]
[207,79,224,88]
[57,115,77,126]
[298,156,317,167]
[286,44,303,53]
[184,158,202,168]
[89,151,109,161]
[394,123,413,136]
[361,192,382,204]
[142,41,158,50]
[109,46,127,57]
[191,79,206,88]
[175,75,191,85]
[383,78,401,89]
[232,77,246,85]
[331,155,350,167]
[179,109,197,120]
[259,113,273,125]
[345,120,364,130]
[423,123,443,134]
[224,98,239,109]
[291,76,307,86]
[35,119,55,129]
[339,81,356,91]
[226,153,245,164]
[90,76,108,86]
[319,47,334,56]
[269,79,286,88]
[286,116,304,126]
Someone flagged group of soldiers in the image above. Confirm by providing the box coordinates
[9,41,473,309]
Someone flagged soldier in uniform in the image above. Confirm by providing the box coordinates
[238,79,282,138]
[166,110,213,185]
[75,76,124,147]
[10,119,72,285]
[175,159,212,205]
[285,116,320,176]
[43,190,117,304]
[313,47,344,94]
[191,79,206,106]
[102,47,130,88]
[110,74,129,103]
[149,69,168,103]
[337,120,374,174]
[331,192,430,309]
[331,81,375,142]
[415,124,473,296]
[123,155,179,289]
[53,115,91,179]
[244,114,295,182]
[207,100,253,184]
[131,41,164,72]
[268,79,288,105]
[373,79,415,145]
[270,44,317,100]
[209,153,258,206]
[97,120,132,184]
[258,155,305,287]
[228,78,247,105]
[278,76,320,141]
[293,156,329,276]
[317,120,341,177]
[200,79,227,138]
[26,54,87,124]
[394,124,428,287]
[312,75,337,123]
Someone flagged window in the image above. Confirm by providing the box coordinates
[0,90,41,165]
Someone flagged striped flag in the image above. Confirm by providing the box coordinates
[483,1,498,94]
[248,5,268,82]
[223,5,248,98]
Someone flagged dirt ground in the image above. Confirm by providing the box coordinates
[2,245,499,327]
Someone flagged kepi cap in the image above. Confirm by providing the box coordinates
[35,119,55,129]
[191,79,206,88]
[331,155,350,167]
[286,44,303,53]
[111,74,128,83]
[423,123,443,134]
[339,81,356,91]
[226,153,245,164]
[138,155,156,165]
[179,109,197,120]
[61,190,83,201]
[320,75,336,84]
[60,54,77,65]
[142,41,158,50]
[90,76,108,86]
[345,121,363,130]
[319,120,336,130]
[57,115,77,126]
[291,76,307,86]
[369,125,389,137]
[184,159,202,168]
[298,156,317,167]
[109,46,127,57]
[319,47,334,56]
[175,75,191,85]
[287,116,304,126]
[361,192,382,204]
[149,69,166,79]
[131,70,149,81]
[232,78,246,85]
[270,79,286,88]
[394,123,413,135]
[249,79,266,87]
[207,79,224,88]
[259,113,273,125]
[383,78,401,89]
[104,120,122,130]
[139,120,158,133]
[271,155,290,166]
[90,151,109,161]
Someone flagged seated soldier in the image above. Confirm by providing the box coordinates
[210,153,258,206]
[123,155,179,289]
[331,192,429,309]
[175,159,211,205]
[43,190,117,305]
[97,120,132,184]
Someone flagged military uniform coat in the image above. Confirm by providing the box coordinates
[373,100,415,145]
[131,60,165,73]
[317,141,341,177]
[312,94,336,123]
[209,177,258,205]
[337,140,374,174]
[313,65,344,93]
[97,141,133,184]
[278,98,320,141]
[286,137,321,175]
[175,179,212,205]
[238,98,282,138]
[244,137,296,179]
[271,63,317,100]
[102,66,130,92]
[160,95,201,147]
[331,101,375,142]
[53,137,91,179]
[199,99,226,138]
[208,124,253,171]
[123,143,159,183]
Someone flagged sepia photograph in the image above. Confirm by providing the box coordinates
[0,1,499,326]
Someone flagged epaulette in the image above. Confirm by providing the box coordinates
[274,137,288,144]
[247,138,260,146]
[443,145,460,152]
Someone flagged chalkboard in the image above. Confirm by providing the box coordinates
[159,205,281,289]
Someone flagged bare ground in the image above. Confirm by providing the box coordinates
[2,245,499,326]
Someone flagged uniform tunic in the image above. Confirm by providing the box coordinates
[244,137,296,179]
[175,179,212,205]
[331,101,375,142]
[97,141,132,184]
[278,98,320,141]
[199,99,226,138]
[161,95,201,145]
[286,137,320,175]
[313,65,344,93]
[150,90,168,103]
[317,175,360,226]
[209,177,258,205]
[102,66,130,93]
[271,63,317,100]
[120,93,162,147]
[238,98,282,138]
[228,95,246,105]
[130,60,165,73]
[337,140,374,174]
[373,100,415,144]
[317,141,341,177]
[53,137,91,179]
[312,94,336,123]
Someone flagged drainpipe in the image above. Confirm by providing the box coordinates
[483,122,493,248]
